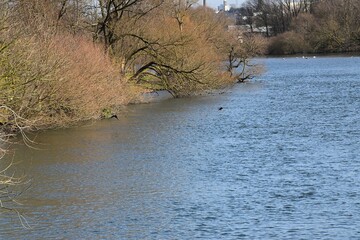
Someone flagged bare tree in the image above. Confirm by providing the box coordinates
[93,0,163,50]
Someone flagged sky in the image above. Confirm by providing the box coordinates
[203,0,247,9]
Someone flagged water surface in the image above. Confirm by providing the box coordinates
[1,56,360,239]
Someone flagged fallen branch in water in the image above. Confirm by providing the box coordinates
[0,105,32,228]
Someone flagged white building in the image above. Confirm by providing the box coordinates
[218,0,230,12]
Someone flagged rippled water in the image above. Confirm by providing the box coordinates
[1,56,360,239]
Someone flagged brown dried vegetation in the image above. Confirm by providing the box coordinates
[245,0,360,54]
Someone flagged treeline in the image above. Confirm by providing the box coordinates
[0,0,264,132]
[239,0,360,54]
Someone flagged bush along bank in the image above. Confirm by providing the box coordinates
[1,1,265,132]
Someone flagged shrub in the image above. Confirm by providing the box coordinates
[0,33,138,129]
[267,31,312,55]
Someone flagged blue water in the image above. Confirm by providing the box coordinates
[1,56,360,239]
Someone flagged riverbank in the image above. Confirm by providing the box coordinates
[2,56,360,239]
[265,51,360,58]
[1,3,265,135]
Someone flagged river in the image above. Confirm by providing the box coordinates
[1,56,360,239]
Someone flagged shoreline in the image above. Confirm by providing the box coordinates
[264,52,360,58]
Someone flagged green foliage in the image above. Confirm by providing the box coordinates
[101,108,114,119]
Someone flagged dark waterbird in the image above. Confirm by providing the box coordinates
[110,114,119,120]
